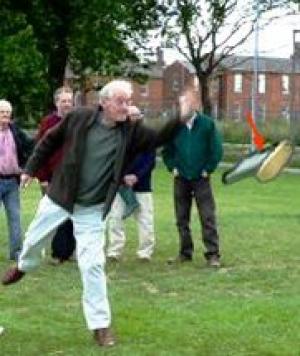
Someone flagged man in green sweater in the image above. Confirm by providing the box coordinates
[162,93,223,267]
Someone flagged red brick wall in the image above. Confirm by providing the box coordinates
[222,71,253,119]
[75,62,300,121]
[83,75,164,116]
[163,61,200,111]
[131,78,163,115]
[219,70,300,120]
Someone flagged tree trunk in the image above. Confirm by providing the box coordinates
[47,42,69,108]
[199,76,213,116]
[47,3,71,102]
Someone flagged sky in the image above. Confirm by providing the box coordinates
[163,8,300,65]
[239,11,300,58]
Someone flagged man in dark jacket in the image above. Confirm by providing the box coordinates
[162,92,223,267]
[107,105,156,261]
[2,80,181,347]
[0,99,33,260]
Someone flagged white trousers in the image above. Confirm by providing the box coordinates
[18,195,110,330]
[107,192,155,259]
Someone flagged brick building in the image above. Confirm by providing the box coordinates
[216,55,300,121]
[161,49,300,121]
[162,60,200,113]
[68,48,165,117]
[66,42,300,122]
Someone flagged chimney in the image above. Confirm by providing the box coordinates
[156,47,165,67]
[294,43,300,58]
[292,30,300,72]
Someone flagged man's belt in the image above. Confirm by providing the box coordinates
[0,173,20,179]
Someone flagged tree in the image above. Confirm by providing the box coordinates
[159,0,295,116]
[5,0,159,108]
[0,6,48,125]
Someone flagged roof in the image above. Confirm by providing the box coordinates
[170,55,300,74]
[221,56,293,74]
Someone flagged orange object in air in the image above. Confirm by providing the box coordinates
[246,111,265,151]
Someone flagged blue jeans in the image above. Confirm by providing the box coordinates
[0,177,22,260]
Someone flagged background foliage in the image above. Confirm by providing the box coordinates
[0,7,48,125]
[0,0,159,125]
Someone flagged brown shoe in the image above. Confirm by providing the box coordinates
[207,255,221,268]
[94,328,115,347]
[2,266,25,285]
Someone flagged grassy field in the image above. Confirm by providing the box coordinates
[0,164,300,356]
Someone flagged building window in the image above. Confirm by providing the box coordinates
[213,103,218,119]
[281,106,290,120]
[233,73,243,93]
[282,75,289,95]
[140,84,149,97]
[258,74,266,94]
[172,79,180,92]
[258,104,266,121]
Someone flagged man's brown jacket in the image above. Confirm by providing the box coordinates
[25,106,179,217]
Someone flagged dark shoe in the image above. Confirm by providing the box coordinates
[167,255,192,265]
[48,258,64,266]
[94,328,115,347]
[207,255,221,268]
[2,266,25,285]
[107,255,120,263]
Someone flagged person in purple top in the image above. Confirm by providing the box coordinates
[0,99,33,260]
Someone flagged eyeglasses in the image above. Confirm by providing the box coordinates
[111,97,132,106]
[130,114,143,120]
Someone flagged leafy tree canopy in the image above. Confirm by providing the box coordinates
[0,5,48,125]
[1,0,159,124]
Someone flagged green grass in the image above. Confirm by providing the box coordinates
[1,164,300,355]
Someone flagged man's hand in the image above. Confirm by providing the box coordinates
[173,168,179,177]
[20,173,33,189]
[123,174,138,187]
[201,170,209,179]
[40,181,49,194]
[128,105,143,122]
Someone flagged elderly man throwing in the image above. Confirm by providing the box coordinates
[2,80,180,347]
